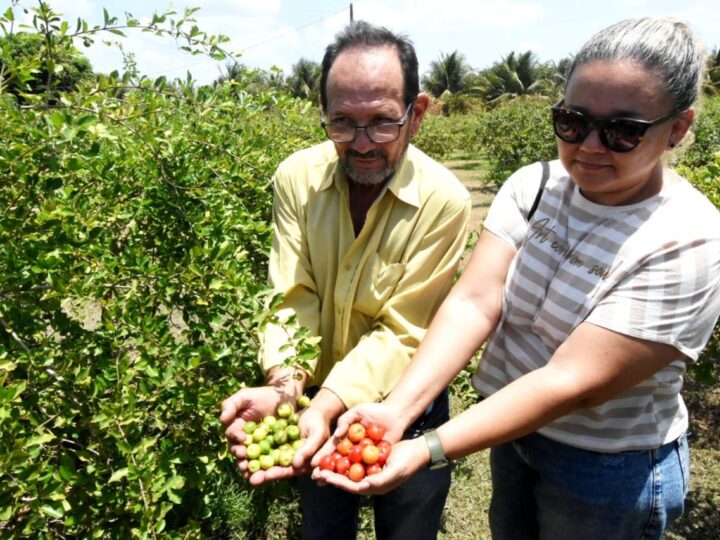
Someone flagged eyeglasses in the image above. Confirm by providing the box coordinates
[321,103,413,144]
[550,100,679,153]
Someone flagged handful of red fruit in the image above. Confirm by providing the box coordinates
[319,422,391,482]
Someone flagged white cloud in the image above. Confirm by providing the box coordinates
[197,0,282,16]
[349,0,544,31]
[8,0,719,85]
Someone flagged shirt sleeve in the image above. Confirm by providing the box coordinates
[484,161,547,248]
[585,236,720,361]
[321,196,471,408]
[259,166,322,378]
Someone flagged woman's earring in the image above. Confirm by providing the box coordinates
[669,141,676,149]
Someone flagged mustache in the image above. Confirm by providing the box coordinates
[346,149,386,160]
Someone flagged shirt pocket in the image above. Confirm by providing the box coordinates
[355,254,406,316]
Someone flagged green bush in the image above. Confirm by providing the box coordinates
[681,96,720,169]
[679,152,720,384]
[414,113,482,161]
[475,95,557,188]
[0,32,94,99]
[0,3,323,537]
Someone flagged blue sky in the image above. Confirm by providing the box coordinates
[15,0,720,85]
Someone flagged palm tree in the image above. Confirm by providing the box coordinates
[216,61,285,93]
[471,51,557,105]
[422,50,472,98]
[287,58,321,102]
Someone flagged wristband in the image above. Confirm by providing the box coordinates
[423,429,450,470]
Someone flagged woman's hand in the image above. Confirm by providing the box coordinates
[310,401,406,470]
[312,436,429,495]
[333,402,406,443]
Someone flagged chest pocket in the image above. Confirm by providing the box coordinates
[354,254,406,316]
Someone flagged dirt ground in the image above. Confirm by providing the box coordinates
[445,160,494,234]
[444,159,495,268]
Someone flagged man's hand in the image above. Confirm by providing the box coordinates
[230,404,334,485]
[220,385,291,484]
[220,383,342,486]
[220,385,284,446]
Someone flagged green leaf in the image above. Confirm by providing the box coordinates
[59,455,76,481]
[50,110,66,129]
[208,278,223,290]
[0,360,17,372]
[109,467,129,483]
[26,432,55,446]
[0,380,25,402]
[76,114,97,128]
[41,504,64,519]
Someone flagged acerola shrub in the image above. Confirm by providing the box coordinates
[474,95,557,188]
[681,96,720,169]
[413,113,482,161]
[0,3,322,537]
[679,147,720,384]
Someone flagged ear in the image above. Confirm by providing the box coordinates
[409,92,431,136]
[668,108,695,148]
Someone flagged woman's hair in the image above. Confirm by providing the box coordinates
[566,17,706,111]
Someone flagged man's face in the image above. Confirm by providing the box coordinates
[325,45,420,185]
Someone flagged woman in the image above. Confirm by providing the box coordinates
[313,17,720,539]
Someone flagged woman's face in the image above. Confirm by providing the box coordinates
[558,59,692,206]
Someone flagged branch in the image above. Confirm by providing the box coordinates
[0,314,31,354]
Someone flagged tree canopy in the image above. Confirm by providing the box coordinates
[422,50,472,97]
[0,31,93,99]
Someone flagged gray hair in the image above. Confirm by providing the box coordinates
[566,17,706,111]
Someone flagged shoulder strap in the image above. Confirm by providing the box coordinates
[527,160,549,221]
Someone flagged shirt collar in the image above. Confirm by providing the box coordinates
[320,144,421,208]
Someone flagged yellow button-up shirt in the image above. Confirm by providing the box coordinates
[261,141,470,408]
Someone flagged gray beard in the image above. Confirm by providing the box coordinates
[342,160,394,185]
[341,147,407,186]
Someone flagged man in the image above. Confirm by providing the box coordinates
[220,21,470,539]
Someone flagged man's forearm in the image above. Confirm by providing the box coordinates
[266,365,307,404]
[310,387,347,425]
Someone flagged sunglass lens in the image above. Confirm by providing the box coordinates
[602,119,646,152]
[553,109,588,143]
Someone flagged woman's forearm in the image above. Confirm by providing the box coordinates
[385,231,516,428]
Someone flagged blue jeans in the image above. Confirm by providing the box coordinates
[296,391,452,540]
[489,432,690,540]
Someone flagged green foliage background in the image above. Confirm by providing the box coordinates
[474,95,557,187]
[0,3,323,537]
[1,1,718,537]
[413,113,482,161]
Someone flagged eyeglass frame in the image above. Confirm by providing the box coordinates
[320,102,414,144]
[550,100,680,153]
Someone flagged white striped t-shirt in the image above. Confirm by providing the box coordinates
[473,160,720,452]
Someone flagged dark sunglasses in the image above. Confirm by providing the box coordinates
[551,100,679,153]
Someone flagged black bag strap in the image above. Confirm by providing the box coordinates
[527,160,549,221]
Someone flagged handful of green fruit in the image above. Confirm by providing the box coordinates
[241,395,311,473]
